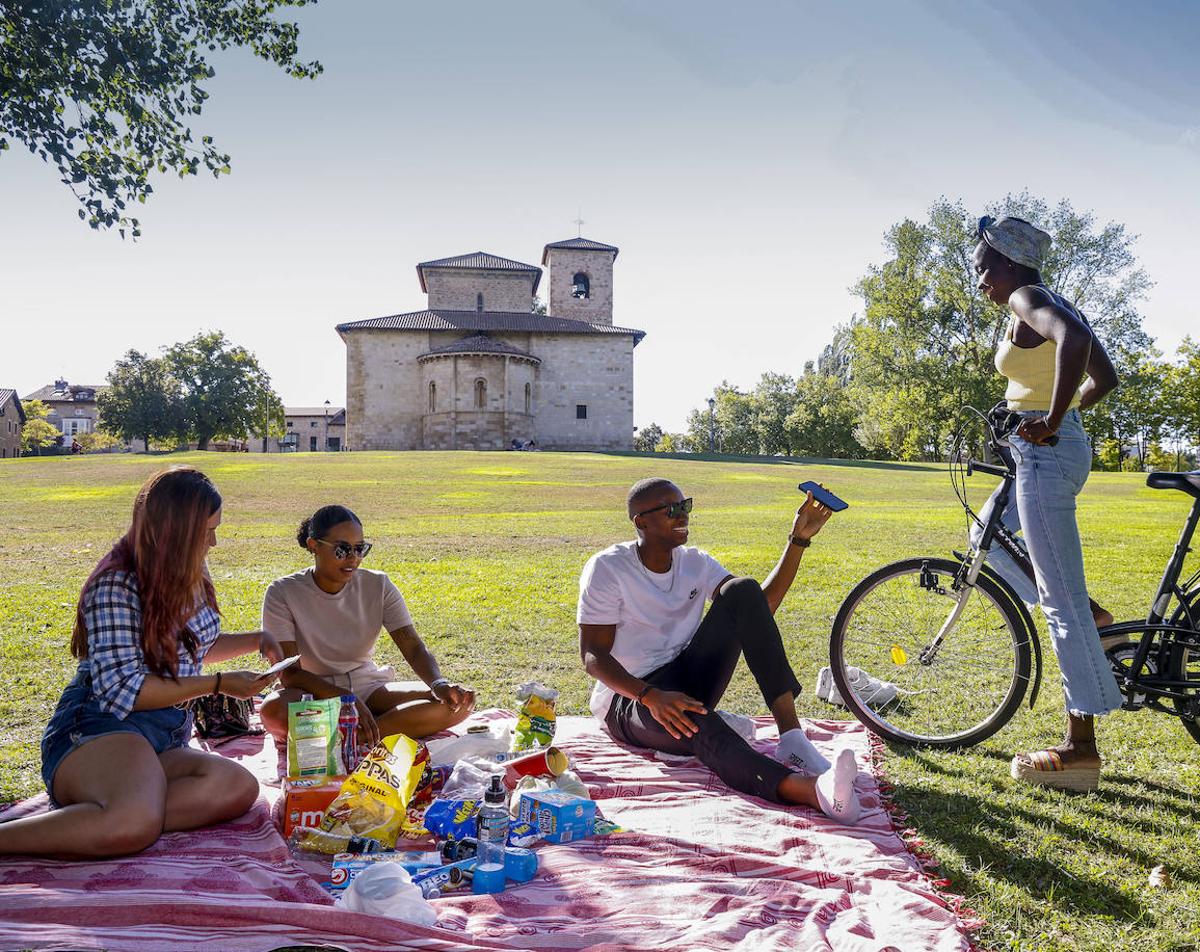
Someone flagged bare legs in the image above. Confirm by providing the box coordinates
[0,734,258,858]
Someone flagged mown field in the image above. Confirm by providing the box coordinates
[1,450,1198,951]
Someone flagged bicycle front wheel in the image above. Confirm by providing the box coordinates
[830,556,1031,748]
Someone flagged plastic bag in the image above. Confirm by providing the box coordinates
[552,769,590,801]
[510,682,558,751]
[426,724,511,764]
[339,863,438,925]
[293,734,426,853]
[508,775,551,818]
[439,756,498,801]
[287,697,341,777]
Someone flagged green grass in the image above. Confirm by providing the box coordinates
[2,450,1198,951]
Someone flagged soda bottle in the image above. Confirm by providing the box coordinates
[476,773,508,869]
[338,694,360,774]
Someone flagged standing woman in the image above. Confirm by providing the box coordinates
[259,505,474,754]
[0,466,282,858]
[973,215,1123,791]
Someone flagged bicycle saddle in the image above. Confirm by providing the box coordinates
[1146,471,1200,498]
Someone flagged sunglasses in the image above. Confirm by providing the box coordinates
[637,497,694,519]
[314,538,373,560]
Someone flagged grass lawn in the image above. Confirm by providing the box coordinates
[2,449,1198,951]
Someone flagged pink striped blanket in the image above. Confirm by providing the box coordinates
[1,712,976,951]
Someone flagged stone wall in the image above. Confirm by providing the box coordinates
[546,248,615,325]
[532,335,633,450]
[418,349,538,450]
[344,330,429,450]
[424,269,536,313]
[0,394,21,458]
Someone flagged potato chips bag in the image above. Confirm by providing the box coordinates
[287,697,341,778]
[510,681,558,751]
[293,733,426,853]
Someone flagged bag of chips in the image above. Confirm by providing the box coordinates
[287,697,341,778]
[293,734,427,853]
[510,681,558,752]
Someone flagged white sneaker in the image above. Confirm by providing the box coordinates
[815,666,898,708]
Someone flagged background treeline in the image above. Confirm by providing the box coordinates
[637,194,1199,471]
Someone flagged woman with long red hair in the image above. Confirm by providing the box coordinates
[0,466,283,857]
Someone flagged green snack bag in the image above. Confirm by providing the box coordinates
[510,681,559,752]
[287,697,341,777]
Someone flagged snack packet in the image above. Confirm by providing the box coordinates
[510,681,558,751]
[293,734,427,853]
[424,797,481,842]
[287,697,341,777]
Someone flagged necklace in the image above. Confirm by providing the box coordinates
[635,543,677,593]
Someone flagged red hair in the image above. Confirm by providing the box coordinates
[72,466,222,678]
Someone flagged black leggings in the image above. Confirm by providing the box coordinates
[604,577,802,802]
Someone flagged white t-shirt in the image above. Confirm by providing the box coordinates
[577,541,730,720]
[261,567,413,676]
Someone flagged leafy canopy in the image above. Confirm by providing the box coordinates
[0,0,321,236]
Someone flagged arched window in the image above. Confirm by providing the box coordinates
[474,378,487,409]
[476,292,484,312]
[524,382,532,414]
[571,272,590,299]
[428,381,436,412]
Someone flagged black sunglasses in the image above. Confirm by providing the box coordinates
[314,538,372,560]
[637,497,694,519]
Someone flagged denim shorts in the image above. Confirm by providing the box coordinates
[41,667,193,806]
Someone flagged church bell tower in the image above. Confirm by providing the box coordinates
[542,237,618,325]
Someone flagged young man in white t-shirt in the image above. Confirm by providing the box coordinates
[578,478,860,822]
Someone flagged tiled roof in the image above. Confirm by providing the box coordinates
[285,406,345,418]
[419,334,540,362]
[416,252,543,293]
[541,237,619,264]
[23,383,106,403]
[336,309,645,344]
[0,389,26,423]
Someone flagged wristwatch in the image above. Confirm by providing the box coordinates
[790,536,811,548]
[430,677,450,692]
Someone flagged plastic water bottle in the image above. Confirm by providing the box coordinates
[476,773,508,868]
[338,695,360,774]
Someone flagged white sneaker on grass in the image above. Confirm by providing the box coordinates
[815,666,898,708]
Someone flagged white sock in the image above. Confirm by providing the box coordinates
[775,727,831,776]
[814,749,860,824]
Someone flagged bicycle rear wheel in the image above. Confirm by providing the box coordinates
[830,556,1031,747]
[1169,592,1200,745]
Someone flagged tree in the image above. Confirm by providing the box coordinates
[19,399,58,454]
[752,372,798,456]
[633,423,663,453]
[786,371,863,459]
[97,349,186,450]
[849,195,1153,461]
[0,0,321,236]
[164,331,283,450]
[76,430,121,453]
[685,385,758,455]
[531,296,548,316]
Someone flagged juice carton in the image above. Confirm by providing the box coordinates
[516,789,596,844]
[281,775,346,837]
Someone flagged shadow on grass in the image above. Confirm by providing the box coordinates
[884,743,1200,918]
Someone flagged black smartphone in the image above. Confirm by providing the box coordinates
[797,481,849,512]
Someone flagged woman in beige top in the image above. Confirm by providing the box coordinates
[259,505,474,753]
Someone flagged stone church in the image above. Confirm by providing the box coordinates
[336,237,645,451]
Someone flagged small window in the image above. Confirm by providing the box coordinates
[476,292,484,312]
[310,421,318,428]
[475,378,487,409]
[524,382,531,414]
[572,272,590,299]
[428,381,437,412]
[309,436,318,451]
[286,420,293,428]
[576,404,588,420]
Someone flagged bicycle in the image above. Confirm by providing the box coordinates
[827,403,1200,748]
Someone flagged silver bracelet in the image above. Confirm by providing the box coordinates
[430,677,450,691]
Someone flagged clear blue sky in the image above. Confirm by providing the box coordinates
[2,0,1197,431]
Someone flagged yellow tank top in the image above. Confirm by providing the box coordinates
[994,312,1082,412]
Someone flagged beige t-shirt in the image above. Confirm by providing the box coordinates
[261,568,413,675]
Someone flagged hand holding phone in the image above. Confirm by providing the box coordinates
[256,654,301,681]
[797,481,849,512]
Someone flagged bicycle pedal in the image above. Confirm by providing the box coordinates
[1107,644,1160,707]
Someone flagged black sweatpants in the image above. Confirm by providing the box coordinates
[604,577,802,802]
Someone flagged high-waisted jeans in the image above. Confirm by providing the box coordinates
[970,409,1122,717]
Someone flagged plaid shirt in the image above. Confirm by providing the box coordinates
[82,570,222,719]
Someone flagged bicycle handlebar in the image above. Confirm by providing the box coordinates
[967,458,1010,478]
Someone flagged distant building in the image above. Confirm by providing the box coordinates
[248,406,346,452]
[0,389,25,458]
[24,379,103,442]
[336,236,645,451]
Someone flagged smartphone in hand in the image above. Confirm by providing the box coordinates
[256,654,301,680]
[797,480,849,512]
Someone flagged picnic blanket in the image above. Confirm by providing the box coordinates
[0,711,977,951]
